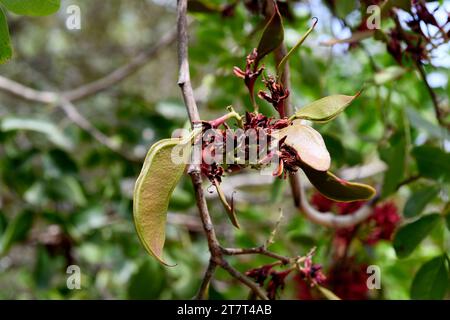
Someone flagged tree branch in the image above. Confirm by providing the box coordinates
[221,246,291,265]
[0,27,177,103]
[195,259,217,300]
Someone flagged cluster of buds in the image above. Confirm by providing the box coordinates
[258,75,290,118]
[296,252,327,287]
[233,48,264,107]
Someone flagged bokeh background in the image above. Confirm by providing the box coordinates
[0,0,449,299]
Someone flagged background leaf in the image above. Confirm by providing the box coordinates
[412,146,450,182]
[410,255,449,300]
[0,7,12,63]
[403,186,440,218]
[0,117,74,150]
[0,0,60,16]
[393,214,441,258]
[0,211,34,256]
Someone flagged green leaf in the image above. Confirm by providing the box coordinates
[0,211,34,256]
[128,259,166,299]
[133,136,193,266]
[379,132,406,197]
[412,146,450,182]
[290,93,360,123]
[255,3,283,65]
[0,117,74,150]
[404,186,440,218]
[393,214,441,258]
[301,164,376,202]
[374,66,406,85]
[0,7,12,64]
[276,18,317,77]
[406,108,448,140]
[320,30,374,46]
[410,255,449,300]
[0,0,60,16]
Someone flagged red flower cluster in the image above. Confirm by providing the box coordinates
[245,264,292,300]
[365,202,400,244]
[326,262,369,300]
[310,192,400,246]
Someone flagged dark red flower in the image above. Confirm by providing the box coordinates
[246,264,274,287]
[326,262,369,300]
[365,202,400,245]
[233,49,264,105]
[336,200,365,215]
[258,75,290,117]
[266,269,292,300]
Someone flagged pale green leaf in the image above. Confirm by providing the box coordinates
[0,117,73,150]
[290,93,360,123]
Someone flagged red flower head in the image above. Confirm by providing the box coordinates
[365,201,400,245]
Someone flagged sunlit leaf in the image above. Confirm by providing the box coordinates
[0,0,60,16]
[0,117,74,150]
[410,255,449,300]
[133,136,193,265]
[255,3,284,65]
[320,30,374,46]
[301,164,376,202]
[290,93,360,123]
[277,18,317,77]
[393,214,441,258]
[403,186,440,218]
[374,66,406,85]
[277,122,330,171]
[0,7,12,64]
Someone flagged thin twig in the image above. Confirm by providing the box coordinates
[415,61,449,129]
[195,259,217,300]
[221,246,291,265]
